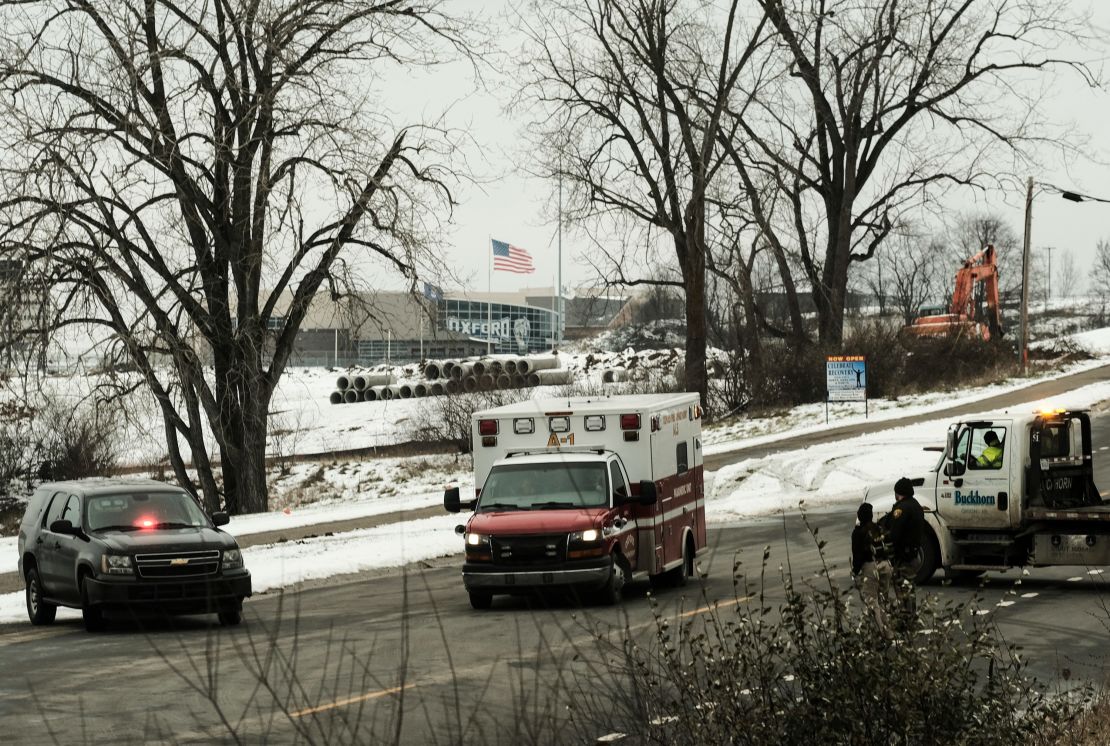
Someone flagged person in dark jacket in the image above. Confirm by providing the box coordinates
[885,476,925,620]
[851,502,893,638]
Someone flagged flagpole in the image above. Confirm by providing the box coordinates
[487,235,492,355]
[557,158,563,351]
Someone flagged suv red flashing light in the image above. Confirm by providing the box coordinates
[619,413,641,431]
[478,419,498,436]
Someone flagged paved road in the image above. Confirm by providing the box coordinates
[2,366,1109,743]
[3,516,1110,744]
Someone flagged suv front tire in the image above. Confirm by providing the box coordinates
[25,568,57,626]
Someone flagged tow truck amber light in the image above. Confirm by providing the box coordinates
[478,419,498,436]
[619,413,640,430]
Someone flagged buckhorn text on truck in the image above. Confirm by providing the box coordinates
[874,408,1108,583]
[444,393,706,609]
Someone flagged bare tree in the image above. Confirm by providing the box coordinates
[1054,249,1081,300]
[728,0,1095,345]
[515,0,769,406]
[0,1,474,513]
[949,213,1021,305]
[1093,239,1110,310]
[883,233,944,326]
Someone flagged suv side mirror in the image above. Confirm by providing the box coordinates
[50,519,78,536]
[637,480,658,506]
[211,511,230,527]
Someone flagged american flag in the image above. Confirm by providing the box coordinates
[491,239,535,274]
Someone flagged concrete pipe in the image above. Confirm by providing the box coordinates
[423,362,441,380]
[452,363,474,380]
[353,375,369,391]
[511,373,526,388]
[431,382,446,396]
[536,369,572,385]
[489,360,504,375]
[472,359,489,376]
[330,391,344,405]
[381,386,397,400]
[445,379,461,394]
[364,372,395,386]
[336,376,350,391]
[503,359,518,375]
[399,383,414,399]
[442,360,457,378]
[414,383,428,397]
[370,385,389,401]
[518,355,559,375]
[603,368,628,384]
[526,373,540,387]
[478,373,495,390]
[343,389,359,404]
[496,373,512,389]
[364,388,379,402]
[463,375,479,393]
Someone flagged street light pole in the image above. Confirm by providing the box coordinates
[1019,177,1033,373]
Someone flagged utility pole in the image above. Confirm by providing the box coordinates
[1019,177,1033,373]
[556,159,563,351]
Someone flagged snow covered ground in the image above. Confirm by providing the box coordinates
[2,329,1110,624]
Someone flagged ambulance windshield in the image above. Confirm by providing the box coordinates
[480,462,609,510]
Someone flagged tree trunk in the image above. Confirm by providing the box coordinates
[679,208,709,408]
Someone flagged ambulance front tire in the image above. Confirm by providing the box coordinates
[468,591,493,610]
[599,554,627,605]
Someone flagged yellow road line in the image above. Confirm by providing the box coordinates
[288,594,754,718]
[290,683,416,718]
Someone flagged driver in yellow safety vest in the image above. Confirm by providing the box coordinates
[977,431,1003,468]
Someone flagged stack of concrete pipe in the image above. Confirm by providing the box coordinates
[330,354,570,404]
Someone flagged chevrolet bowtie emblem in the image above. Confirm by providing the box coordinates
[170,558,189,566]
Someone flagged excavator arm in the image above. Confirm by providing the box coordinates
[906,245,1003,341]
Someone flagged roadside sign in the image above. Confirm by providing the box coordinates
[826,355,867,402]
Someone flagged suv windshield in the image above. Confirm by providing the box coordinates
[479,462,608,511]
[85,492,211,532]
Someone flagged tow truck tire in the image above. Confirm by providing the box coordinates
[468,591,493,610]
[25,568,56,626]
[913,534,940,586]
[599,555,627,605]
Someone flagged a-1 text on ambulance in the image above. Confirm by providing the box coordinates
[444,393,706,609]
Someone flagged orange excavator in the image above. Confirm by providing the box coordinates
[905,245,1003,341]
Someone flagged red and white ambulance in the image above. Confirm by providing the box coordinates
[444,393,706,609]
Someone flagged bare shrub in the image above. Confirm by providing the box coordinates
[37,400,119,481]
[553,528,1088,745]
[410,390,533,454]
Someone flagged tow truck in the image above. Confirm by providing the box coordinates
[444,393,706,609]
[870,407,1107,583]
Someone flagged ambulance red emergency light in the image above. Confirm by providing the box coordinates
[444,393,706,609]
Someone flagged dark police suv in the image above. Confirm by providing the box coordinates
[17,479,252,631]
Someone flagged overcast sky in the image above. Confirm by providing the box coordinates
[398,0,1110,297]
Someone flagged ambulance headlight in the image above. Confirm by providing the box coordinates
[466,532,490,547]
[569,529,600,543]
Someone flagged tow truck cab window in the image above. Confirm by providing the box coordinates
[609,460,628,498]
[966,427,1008,470]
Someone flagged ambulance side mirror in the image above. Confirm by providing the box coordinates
[444,487,475,513]
[637,480,658,506]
